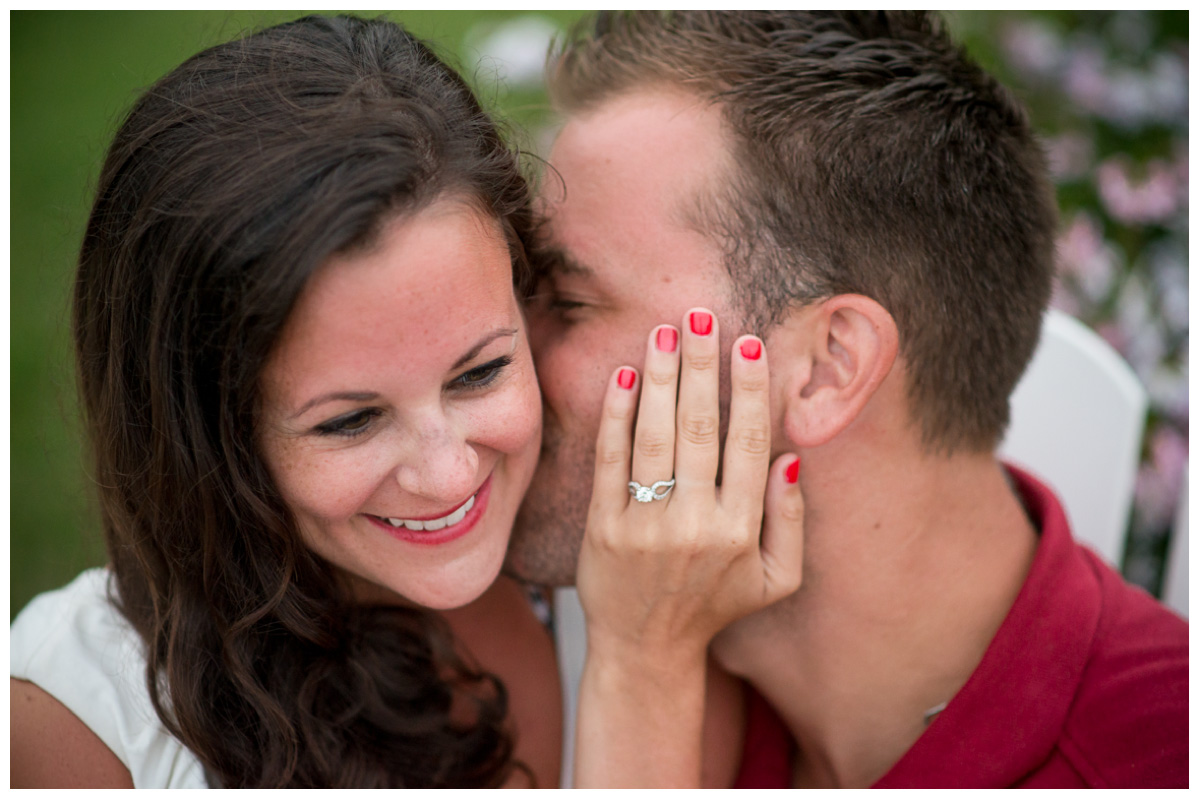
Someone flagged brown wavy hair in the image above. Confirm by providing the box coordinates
[72,14,534,787]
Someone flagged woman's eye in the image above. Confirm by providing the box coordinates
[314,408,380,438]
[453,355,513,390]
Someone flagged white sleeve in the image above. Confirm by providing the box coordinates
[10,568,207,788]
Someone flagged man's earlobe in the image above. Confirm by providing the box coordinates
[779,294,899,448]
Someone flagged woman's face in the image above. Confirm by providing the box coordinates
[258,198,542,610]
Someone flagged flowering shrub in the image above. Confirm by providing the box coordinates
[957,10,1187,592]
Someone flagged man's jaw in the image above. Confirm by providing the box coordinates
[504,430,593,587]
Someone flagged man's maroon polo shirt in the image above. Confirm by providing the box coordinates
[734,467,1188,788]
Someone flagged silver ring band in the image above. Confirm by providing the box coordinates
[628,478,675,502]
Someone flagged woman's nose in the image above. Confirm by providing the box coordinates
[392,420,480,505]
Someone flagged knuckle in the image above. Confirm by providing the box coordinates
[734,425,771,456]
[679,414,719,446]
[779,500,806,525]
[603,402,632,423]
[736,371,770,394]
[646,368,678,388]
[684,352,718,373]
[635,432,673,460]
[595,444,627,467]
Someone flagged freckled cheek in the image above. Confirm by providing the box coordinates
[469,377,543,461]
[267,443,388,523]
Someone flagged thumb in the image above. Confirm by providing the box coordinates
[759,454,804,604]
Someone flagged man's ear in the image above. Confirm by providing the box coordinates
[772,294,899,448]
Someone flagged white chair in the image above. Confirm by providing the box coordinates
[1160,467,1188,617]
[999,308,1149,568]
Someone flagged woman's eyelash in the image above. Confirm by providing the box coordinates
[452,355,513,391]
[311,355,513,438]
[314,408,382,438]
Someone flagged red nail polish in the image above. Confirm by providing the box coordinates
[656,326,678,352]
[739,338,762,360]
[786,457,800,484]
[690,311,713,336]
[617,368,636,389]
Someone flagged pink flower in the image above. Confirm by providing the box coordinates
[1044,132,1094,181]
[1001,19,1063,79]
[1062,43,1112,116]
[1146,52,1189,126]
[1134,427,1188,533]
[1115,274,1167,381]
[1145,365,1188,425]
[1094,321,1128,356]
[1149,243,1189,332]
[1172,141,1188,208]
[1049,277,1082,316]
[1055,212,1118,302]
[1096,157,1181,225]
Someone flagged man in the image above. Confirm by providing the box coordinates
[506,11,1188,788]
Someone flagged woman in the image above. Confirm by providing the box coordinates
[10,15,801,788]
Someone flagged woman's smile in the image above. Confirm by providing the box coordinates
[365,473,493,545]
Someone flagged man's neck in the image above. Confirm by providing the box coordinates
[714,448,1038,788]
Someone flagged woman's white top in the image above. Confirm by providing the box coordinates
[11,569,589,788]
[10,568,208,788]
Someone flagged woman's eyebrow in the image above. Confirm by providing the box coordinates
[452,327,518,371]
[289,329,517,421]
[291,391,379,420]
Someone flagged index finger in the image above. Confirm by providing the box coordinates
[589,366,640,517]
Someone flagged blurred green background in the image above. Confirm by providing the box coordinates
[11,11,1187,617]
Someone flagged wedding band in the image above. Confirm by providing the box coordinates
[628,478,675,502]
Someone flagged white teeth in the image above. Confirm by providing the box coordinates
[445,504,467,527]
[384,493,476,532]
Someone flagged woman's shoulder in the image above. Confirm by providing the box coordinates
[10,568,207,788]
[11,676,135,787]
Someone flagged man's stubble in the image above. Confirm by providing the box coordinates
[505,408,594,587]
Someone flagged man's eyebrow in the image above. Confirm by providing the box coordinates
[539,243,595,278]
[289,328,517,420]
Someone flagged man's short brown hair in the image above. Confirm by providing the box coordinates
[549,11,1058,453]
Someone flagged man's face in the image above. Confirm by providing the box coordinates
[506,89,741,585]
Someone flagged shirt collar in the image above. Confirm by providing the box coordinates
[874,465,1102,787]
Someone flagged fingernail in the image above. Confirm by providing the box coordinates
[690,311,713,336]
[739,338,762,360]
[656,326,678,352]
[617,368,636,390]
[786,457,801,484]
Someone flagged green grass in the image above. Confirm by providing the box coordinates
[9,10,585,618]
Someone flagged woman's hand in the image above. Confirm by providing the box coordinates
[573,308,803,788]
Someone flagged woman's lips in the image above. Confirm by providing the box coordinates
[367,474,493,546]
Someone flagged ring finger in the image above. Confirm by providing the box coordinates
[630,324,681,500]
